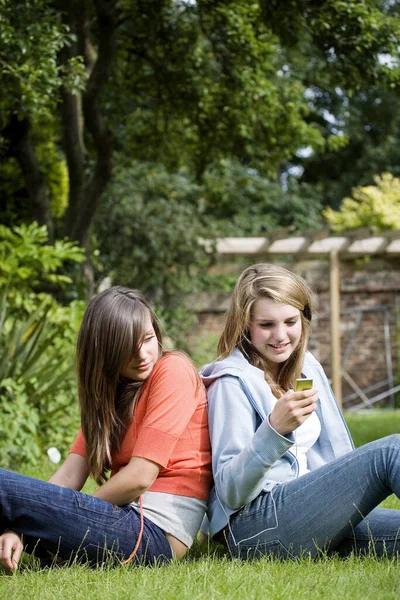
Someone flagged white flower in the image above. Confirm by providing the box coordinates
[47,447,61,464]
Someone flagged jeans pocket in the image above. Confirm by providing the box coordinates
[74,492,133,529]
[236,539,292,561]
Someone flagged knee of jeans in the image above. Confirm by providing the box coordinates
[385,434,400,447]
[381,434,400,455]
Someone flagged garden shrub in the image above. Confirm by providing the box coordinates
[0,223,85,467]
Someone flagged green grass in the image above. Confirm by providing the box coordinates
[1,554,400,600]
[1,411,400,599]
[345,411,400,448]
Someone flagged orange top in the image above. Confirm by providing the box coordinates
[70,353,212,500]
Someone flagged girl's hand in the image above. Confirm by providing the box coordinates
[0,530,23,571]
[269,388,318,437]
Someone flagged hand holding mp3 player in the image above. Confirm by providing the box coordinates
[270,378,317,436]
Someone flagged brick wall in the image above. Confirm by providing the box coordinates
[188,258,400,409]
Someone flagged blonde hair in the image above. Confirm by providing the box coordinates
[77,287,162,484]
[218,263,313,397]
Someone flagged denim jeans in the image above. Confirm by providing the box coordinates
[226,435,400,560]
[0,468,173,566]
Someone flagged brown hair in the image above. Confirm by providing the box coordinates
[76,286,162,484]
[218,263,313,397]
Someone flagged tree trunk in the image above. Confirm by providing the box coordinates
[3,115,54,240]
[59,0,119,246]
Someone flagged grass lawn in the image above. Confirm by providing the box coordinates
[1,411,400,599]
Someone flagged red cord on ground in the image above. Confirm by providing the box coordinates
[122,495,144,565]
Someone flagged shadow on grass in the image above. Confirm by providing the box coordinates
[183,538,230,563]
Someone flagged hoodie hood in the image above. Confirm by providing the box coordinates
[201,347,265,389]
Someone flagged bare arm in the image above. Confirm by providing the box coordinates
[49,451,160,504]
[91,456,160,505]
[48,453,89,491]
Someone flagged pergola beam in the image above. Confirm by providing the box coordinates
[211,230,400,257]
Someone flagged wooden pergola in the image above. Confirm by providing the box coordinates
[211,229,400,407]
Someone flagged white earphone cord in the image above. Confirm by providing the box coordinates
[216,485,279,547]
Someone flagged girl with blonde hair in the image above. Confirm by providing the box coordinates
[0,287,212,570]
[202,263,400,559]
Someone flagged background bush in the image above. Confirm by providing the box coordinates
[0,223,85,467]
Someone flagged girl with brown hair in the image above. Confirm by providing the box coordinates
[0,287,211,570]
[202,263,400,559]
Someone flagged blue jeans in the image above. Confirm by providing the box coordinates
[0,468,173,566]
[226,435,400,560]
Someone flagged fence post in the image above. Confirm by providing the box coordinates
[330,250,342,408]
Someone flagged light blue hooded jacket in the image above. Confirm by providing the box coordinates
[201,348,354,537]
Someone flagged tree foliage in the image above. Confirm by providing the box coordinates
[202,159,324,234]
[291,81,400,210]
[0,0,73,123]
[95,160,214,343]
[260,1,400,210]
[2,0,399,245]
[261,0,400,90]
[324,172,400,232]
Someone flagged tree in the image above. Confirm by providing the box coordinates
[259,1,400,210]
[2,1,400,247]
[0,0,119,245]
[0,0,76,239]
